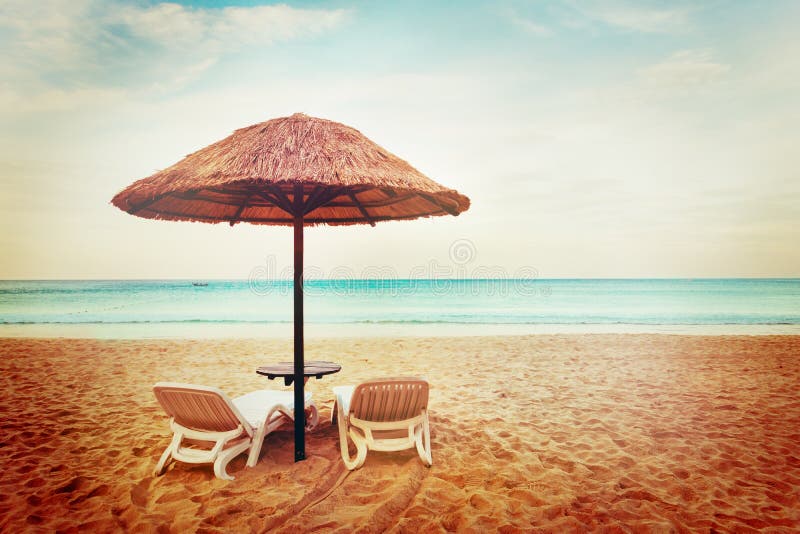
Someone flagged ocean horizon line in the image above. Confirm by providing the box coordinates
[3,319,798,326]
[1,276,799,283]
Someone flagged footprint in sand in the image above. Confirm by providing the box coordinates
[16,463,36,474]
[25,477,46,488]
[69,484,110,505]
[130,481,149,507]
[673,468,690,480]
[616,456,636,469]
[26,515,44,525]
[467,492,494,512]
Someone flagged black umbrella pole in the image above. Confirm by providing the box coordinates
[293,197,305,462]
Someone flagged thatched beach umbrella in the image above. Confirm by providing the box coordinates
[111,113,470,461]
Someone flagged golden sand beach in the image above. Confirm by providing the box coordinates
[1,335,799,532]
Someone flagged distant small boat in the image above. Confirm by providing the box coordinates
[192,282,208,287]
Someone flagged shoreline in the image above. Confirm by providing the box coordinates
[2,322,800,339]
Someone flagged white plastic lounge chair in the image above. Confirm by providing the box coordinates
[332,378,432,470]
[152,382,318,480]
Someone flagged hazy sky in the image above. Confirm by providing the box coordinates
[1,0,798,279]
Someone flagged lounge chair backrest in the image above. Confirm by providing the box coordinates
[349,378,428,422]
[153,382,251,435]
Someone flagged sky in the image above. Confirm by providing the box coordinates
[0,0,798,279]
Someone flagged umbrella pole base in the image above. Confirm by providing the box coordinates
[295,451,306,462]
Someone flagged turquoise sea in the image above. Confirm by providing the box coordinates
[0,279,798,338]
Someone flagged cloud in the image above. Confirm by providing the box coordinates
[568,1,693,33]
[115,2,347,48]
[500,7,553,36]
[639,50,730,90]
[0,84,126,114]
[0,1,349,110]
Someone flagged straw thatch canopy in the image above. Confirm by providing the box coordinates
[111,113,469,226]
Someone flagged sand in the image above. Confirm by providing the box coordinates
[1,335,798,533]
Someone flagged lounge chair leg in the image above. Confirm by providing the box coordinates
[154,446,174,476]
[339,430,367,470]
[336,402,367,470]
[154,432,182,476]
[246,426,268,468]
[336,413,354,469]
[214,453,236,481]
[416,411,432,467]
[331,400,338,425]
[215,441,251,480]
[349,432,368,470]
